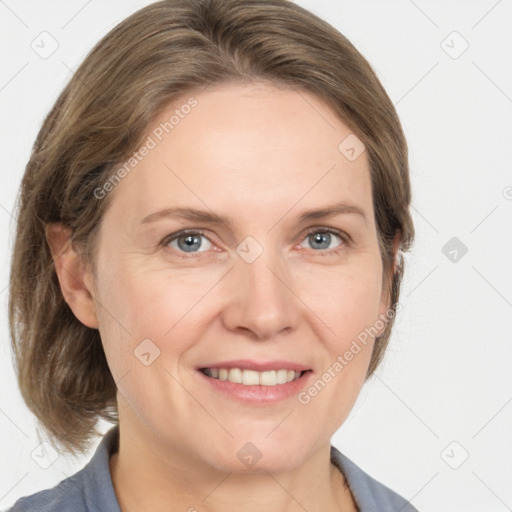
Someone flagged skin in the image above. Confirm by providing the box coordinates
[47,81,398,512]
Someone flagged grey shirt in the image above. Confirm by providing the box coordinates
[8,427,418,511]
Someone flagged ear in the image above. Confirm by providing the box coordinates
[45,223,99,329]
[378,232,401,318]
[390,231,401,276]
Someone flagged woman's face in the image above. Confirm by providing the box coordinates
[91,82,390,472]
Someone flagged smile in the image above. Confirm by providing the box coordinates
[200,368,304,386]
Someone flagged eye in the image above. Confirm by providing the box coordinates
[299,228,345,252]
[161,227,347,257]
[164,231,213,253]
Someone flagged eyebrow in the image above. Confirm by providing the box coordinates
[140,202,367,228]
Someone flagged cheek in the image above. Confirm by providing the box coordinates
[123,267,224,338]
[292,257,382,421]
[91,265,209,421]
[294,255,384,346]
[95,260,223,371]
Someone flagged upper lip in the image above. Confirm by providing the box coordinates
[197,359,311,372]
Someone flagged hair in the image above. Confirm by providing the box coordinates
[9,0,414,454]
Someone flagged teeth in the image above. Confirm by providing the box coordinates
[276,369,288,384]
[229,368,242,383]
[242,370,260,385]
[202,368,303,385]
[260,370,276,386]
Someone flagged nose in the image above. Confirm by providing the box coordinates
[220,247,301,340]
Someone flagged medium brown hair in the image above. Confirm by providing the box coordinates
[9,0,414,453]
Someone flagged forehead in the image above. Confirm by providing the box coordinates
[104,82,373,231]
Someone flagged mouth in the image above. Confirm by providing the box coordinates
[196,360,313,403]
[199,367,308,386]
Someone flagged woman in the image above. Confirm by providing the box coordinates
[8,0,416,510]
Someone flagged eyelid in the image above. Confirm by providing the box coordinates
[162,229,212,242]
[160,226,351,256]
[298,226,350,254]
[302,225,350,243]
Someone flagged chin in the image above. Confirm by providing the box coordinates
[198,434,313,475]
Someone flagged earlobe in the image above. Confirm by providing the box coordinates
[45,223,99,329]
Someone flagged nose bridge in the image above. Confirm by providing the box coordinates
[223,239,299,338]
[245,250,284,297]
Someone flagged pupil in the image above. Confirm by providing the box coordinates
[310,232,330,249]
[179,234,201,252]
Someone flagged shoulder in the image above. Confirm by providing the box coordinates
[7,427,121,512]
[330,446,419,512]
[8,472,88,512]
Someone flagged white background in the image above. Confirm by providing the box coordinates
[1,1,511,510]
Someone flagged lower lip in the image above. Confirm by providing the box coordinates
[196,370,313,403]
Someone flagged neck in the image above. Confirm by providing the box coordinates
[109,420,357,512]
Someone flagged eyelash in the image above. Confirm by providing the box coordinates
[303,227,350,256]
[160,227,350,259]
